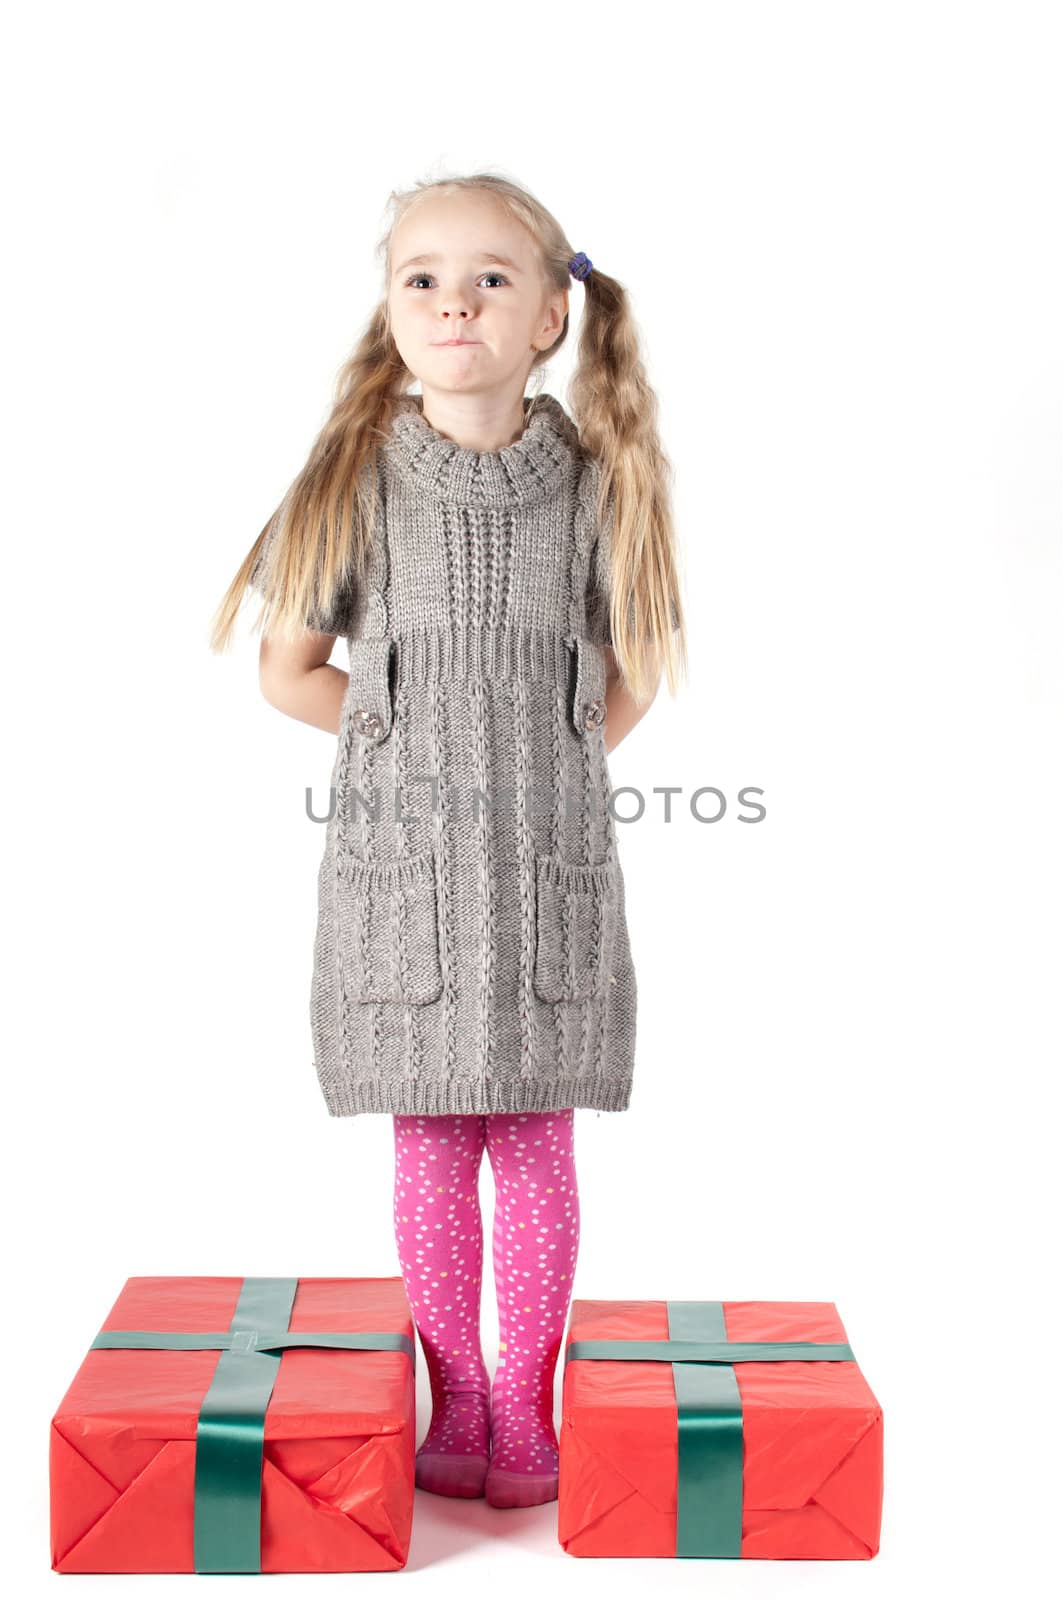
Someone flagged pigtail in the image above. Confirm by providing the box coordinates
[208,304,406,653]
[568,267,686,705]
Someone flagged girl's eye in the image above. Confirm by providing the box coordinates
[404,271,510,289]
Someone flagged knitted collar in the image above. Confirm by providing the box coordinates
[384,392,580,507]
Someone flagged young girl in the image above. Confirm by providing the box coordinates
[211,173,685,1510]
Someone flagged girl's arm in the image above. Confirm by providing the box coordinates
[259,630,348,736]
[602,645,658,756]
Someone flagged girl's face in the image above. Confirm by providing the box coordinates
[386,193,567,402]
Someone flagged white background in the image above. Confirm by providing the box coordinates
[5,1,1060,1593]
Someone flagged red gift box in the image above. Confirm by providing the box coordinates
[559,1298,883,1560]
[50,1276,416,1573]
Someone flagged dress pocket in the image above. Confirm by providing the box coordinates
[532,850,617,1002]
[336,848,443,1004]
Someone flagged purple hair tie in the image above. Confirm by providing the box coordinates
[568,251,593,282]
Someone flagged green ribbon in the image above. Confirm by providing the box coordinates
[90,1277,416,1573]
[564,1299,854,1559]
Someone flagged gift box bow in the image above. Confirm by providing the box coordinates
[564,1299,858,1559]
[89,1277,415,1573]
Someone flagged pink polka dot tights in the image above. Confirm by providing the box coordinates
[392,1110,580,1483]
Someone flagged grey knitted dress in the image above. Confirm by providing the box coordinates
[255,392,637,1117]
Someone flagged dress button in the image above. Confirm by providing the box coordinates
[353,708,383,740]
[583,698,607,729]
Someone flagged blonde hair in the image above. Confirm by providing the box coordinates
[209,171,686,704]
